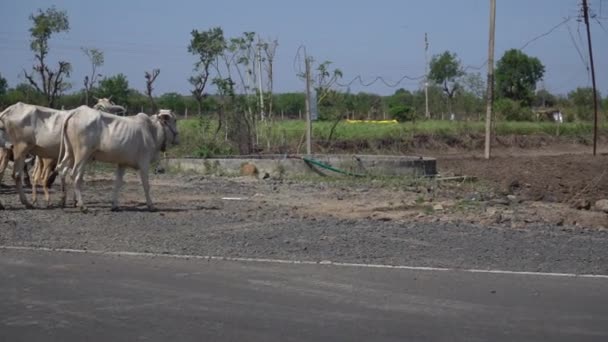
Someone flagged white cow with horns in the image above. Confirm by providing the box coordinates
[0,102,69,208]
[57,106,179,211]
[93,96,127,116]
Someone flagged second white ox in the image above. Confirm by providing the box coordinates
[57,106,179,211]
[93,97,126,116]
[0,102,69,207]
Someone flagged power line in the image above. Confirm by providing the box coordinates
[595,17,608,33]
[565,21,591,82]
[293,45,307,76]
[335,74,425,88]
[519,16,572,50]
[463,61,488,72]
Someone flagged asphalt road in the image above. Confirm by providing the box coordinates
[1,248,607,342]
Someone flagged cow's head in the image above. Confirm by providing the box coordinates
[157,109,179,149]
[93,97,115,111]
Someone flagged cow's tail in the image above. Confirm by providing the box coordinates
[56,110,77,177]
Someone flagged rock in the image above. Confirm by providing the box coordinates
[571,199,591,211]
[240,163,258,177]
[594,199,608,213]
[507,195,521,204]
[432,204,444,211]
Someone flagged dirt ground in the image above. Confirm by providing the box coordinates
[1,142,608,274]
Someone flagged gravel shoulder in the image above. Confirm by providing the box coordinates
[1,170,607,275]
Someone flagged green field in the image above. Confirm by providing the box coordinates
[172,118,606,157]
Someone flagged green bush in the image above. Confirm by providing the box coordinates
[495,98,534,121]
[389,105,418,122]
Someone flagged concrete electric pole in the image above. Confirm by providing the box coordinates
[305,56,313,155]
[425,33,430,119]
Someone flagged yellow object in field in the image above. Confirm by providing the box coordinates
[345,119,398,124]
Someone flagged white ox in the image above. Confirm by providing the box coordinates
[93,97,126,116]
[57,106,179,211]
[0,102,69,208]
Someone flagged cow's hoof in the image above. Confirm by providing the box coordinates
[110,206,121,212]
[24,203,34,209]
[0,203,4,210]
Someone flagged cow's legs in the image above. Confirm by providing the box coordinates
[0,150,9,185]
[111,165,126,211]
[60,175,67,208]
[11,143,33,208]
[71,149,93,211]
[138,166,155,211]
[41,160,52,207]
[31,157,40,206]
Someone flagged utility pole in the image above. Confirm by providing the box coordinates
[305,56,313,155]
[582,0,599,156]
[257,41,265,121]
[484,0,496,160]
[424,33,430,119]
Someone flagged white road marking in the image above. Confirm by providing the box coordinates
[1,245,607,279]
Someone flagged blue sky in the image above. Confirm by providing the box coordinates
[0,0,606,96]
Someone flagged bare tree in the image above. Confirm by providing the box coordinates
[144,69,160,113]
[81,47,104,106]
[261,38,278,119]
[23,7,71,108]
[314,61,343,105]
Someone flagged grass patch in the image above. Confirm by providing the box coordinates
[169,118,608,157]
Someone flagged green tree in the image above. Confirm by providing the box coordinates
[495,98,534,121]
[188,27,226,114]
[533,88,557,108]
[81,47,104,106]
[57,91,84,109]
[0,73,7,96]
[386,89,416,121]
[23,6,71,108]
[3,83,45,105]
[0,73,7,107]
[157,92,185,114]
[274,93,305,117]
[126,88,147,113]
[568,87,600,121]
[411,85,448,119]
[495,49,545,105]
[429,51,464,115]
[97,74,129,107]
